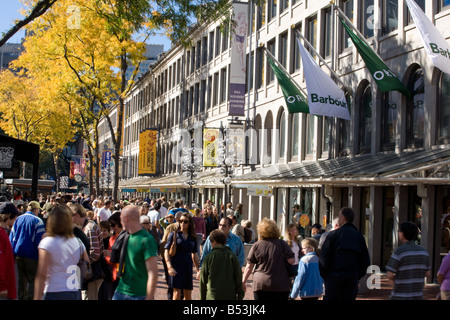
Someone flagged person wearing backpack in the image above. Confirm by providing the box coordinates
[241,220,254,244]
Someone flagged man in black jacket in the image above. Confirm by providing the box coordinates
[319,207,370,300]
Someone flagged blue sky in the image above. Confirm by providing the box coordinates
[0,0,172,50]
[0,0,26,43]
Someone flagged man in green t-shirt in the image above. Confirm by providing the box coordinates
[112,205,159,300]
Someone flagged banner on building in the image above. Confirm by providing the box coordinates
[228,2,248,116]
[296,38,351,120]
[404,0,450,75]
[266,53,310,114]
[228,123,245,165]
[340,18,412,97]
[69,161,74,179]
[101,150,112,170]
[138,129,158,175]
[203,128,220,167]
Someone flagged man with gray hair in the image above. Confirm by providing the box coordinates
[318,217,340,251]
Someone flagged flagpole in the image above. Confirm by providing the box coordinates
[262,45,309,98]
[334,6,384,62]
[293,28,352,95]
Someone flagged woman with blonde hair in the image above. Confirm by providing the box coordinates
[242,218,295,300]
[34,205,89,300]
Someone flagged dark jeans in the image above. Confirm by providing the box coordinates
[16,257,38,300]
[323,275,359,300]
[43,291,81,300]
[254,290,290,300]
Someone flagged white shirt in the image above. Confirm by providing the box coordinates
[38,236,85,292]
[159,205,168,218]
[147,210,161,227]
[97,207,111,222]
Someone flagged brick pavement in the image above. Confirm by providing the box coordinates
[153,256,441,300]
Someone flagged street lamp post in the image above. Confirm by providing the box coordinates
[181,131,203,207]
[217,122,235,206]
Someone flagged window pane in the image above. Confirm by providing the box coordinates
[342,0,354,50]
[279,33,288,68]
[306,114,315,155]
[407,68,424,147]
[292,113,299,157]
[324,7,332,57]
[439,72,450,142]
[292,24,302,73]
[381,91,397,150]
[382,0,398,35]
[360,85,372,153]
[361,0,375,38]
[308,16,317,58]
[279,111,286,158]
[407,0,425,24]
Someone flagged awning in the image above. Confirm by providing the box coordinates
[232,148,450,187]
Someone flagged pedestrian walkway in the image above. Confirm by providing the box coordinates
[153,257,441,300]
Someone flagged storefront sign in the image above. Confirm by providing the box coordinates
[247,185,273,197]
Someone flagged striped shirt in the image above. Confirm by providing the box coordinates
[83,220,104,263]
[386,241,430,300]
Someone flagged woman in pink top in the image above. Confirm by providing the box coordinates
[193,208,206,255]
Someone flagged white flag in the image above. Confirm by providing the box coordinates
[405,0,450,75]
[296,39,351,120]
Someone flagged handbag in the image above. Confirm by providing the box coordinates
[168,231,177,257]
[77,238,93,281]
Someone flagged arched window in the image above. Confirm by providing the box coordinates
[438,71,450,144]
[279,109,286,159]
[359,84,372,154]
[406,66,424,148]
[254,115,262,165]
[381,91,397,151]
[264,112,273,164]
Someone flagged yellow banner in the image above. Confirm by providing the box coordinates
[138,129,158,175]
[203,128,219,167]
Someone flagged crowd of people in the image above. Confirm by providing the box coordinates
[0,192,449,301]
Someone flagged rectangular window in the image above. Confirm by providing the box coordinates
[207,76,212,109]
[267,39,276,83]
[257,47,265,89]
[209,31,214,62]
[382,0,398,35]
[323,7,332,58]
[202,36,208,66]
[196,40,201,69]
[268,0,277,21]
[342,0,354,50]
[194,82,199,115]
[361,0,375,38]
[406,0,425,25]
[213,72,219,106]
[220,67,227,103]
[307,16,317,58]
[222,24,229,52]
[439,0,450,12]
[186,51,191,76]
[215,27,221,57]
[291,23,302,73]
[245,51,254,93]
[279,32,288,69]
[280,0,289,13]
[200,79,206,113]
[191,46,196,74]
[257,3,266,29]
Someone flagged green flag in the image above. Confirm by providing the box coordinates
[266,53,310,114]
[340,18,412,98]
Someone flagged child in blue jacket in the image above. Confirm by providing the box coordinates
[290,237,324,300]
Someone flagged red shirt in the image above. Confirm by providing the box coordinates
[0,228,16,299]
